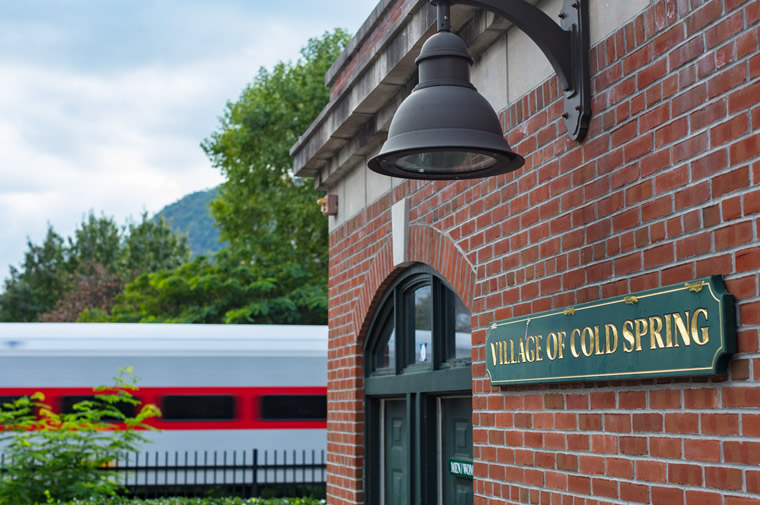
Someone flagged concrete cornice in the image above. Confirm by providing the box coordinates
[291,0,514,190]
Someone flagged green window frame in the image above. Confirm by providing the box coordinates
[364,264,472,505]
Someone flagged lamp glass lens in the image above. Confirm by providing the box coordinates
[394,151,498,175]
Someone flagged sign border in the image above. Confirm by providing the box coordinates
[485,276,736,386]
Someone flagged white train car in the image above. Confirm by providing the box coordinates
[0,323,327,456]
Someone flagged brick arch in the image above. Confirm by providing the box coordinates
[352,224,476,341]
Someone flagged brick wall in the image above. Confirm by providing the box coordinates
[325,0,760,504]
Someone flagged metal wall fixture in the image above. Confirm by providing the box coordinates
[368,0,591,180]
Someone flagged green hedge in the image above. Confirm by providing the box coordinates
[57,499,325,505]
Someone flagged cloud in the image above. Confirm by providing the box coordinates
[0,0,377,281]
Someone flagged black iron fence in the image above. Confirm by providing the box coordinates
[1,449,326,499]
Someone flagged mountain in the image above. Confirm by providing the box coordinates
[155,188,226,258]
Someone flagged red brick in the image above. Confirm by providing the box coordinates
[690,99,727,131]
[684,388,718,409]
[686,490,723,505]
[615,252,641,274]
[675,180,710,210]
[665,413,700,433]
[711,113,750,147]
[639,58,669,90]
[625,134,654,161]
[620,481,649,503]
[736,247,760,272]
[715,221,754,249]
[651,437,682,458]
[676,232,712,259]
[730,133,760,164]
[691,148,728,181]
[579,414,603,431]
[740,300,760,325]
[605,414,631,433]
[655,117,688,147]
[568,475,591,495]
[592,477,619,499]
[706,11,745,49]
[685,0,723,36]
[673,84,707,116]
[749,470,760,494]
[684,438,722,463]
[644,242,674,268]
[726,274,758,299]
[745,190,760,215]
[620,391,647,409]
[696,252,733,277]
[620,436,648,455]
[638,460,667,482]
[728,81,760,115]
[724,441,760,464]
[673,132,708,163]
[725,496,760,505]
[723,386,760,407]
[651,486,684,505]
[613,208,641,232]
[579,454,605,475]
[669,463,703,486]
[633,413,664,432]
[627,180,654,206]
[709,63,748,98]
[670,36,706,68]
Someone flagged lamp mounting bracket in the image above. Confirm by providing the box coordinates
[430,0,591,141]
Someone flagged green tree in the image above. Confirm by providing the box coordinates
[121,212,191,276]
[81,247,326,324]
[0,226,67,322]
[67,212,122,274]
[0,212,191,322]
[202,29,351,289]
[0,369,160,504]
[86,29,350,325]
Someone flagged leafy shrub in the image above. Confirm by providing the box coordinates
[56,498,325,505]
[0,369,160,504]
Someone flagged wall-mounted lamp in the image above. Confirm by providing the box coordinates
[318,194,338,216]
[368,0,590,180]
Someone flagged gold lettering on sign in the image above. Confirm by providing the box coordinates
[489,307,713,371]
[623,320,635,352]
[672,311,691,347]
[570,328,581,358]
[649,316,665,350]
[604,323,618,354]
[692,308,709,345]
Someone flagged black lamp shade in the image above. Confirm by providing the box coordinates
[368,31,524,180]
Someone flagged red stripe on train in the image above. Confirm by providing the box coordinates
[0,386,327,430]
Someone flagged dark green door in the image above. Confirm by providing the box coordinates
[441,397,473,505]
[384,399,409,505]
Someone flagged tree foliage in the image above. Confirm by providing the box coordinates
[0,369,160,504]
[202,28,351,291]
[0,212,190,322]
[81,248,326,324]
[0,227,68,322]
[94,29,351,325]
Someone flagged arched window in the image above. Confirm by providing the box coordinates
[364,264,473,505]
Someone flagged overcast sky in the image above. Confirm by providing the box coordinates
[0,0,376,282]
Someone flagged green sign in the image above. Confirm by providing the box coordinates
[486,276,736,385]
[448,458,473,479]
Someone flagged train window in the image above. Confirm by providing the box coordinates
[61,395,136,420]
[0,395,22,410]
[259,394,327,421]
[162,395,236,421]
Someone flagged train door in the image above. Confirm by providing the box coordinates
[365,265,473,505]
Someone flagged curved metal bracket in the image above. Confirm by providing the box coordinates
[431,0,591,141]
